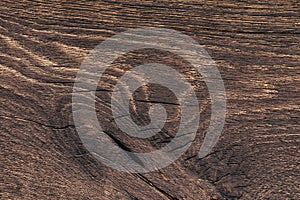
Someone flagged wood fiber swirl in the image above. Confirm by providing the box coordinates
[1,0,299,199]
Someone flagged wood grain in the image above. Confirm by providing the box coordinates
[1,0,299,199]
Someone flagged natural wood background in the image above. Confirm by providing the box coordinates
[1,0,299,199]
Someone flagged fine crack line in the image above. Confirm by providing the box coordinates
[136,173,179,200]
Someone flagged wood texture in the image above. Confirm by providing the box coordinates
[1,0,299,199]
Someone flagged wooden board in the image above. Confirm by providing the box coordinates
[1,0,299,199]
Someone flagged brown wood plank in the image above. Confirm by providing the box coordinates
[1,0,299,199]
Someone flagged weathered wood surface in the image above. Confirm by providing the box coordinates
[1,0,299,199]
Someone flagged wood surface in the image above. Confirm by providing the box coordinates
[1,0,299,199]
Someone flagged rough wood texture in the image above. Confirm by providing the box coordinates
[1,0,299,199]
